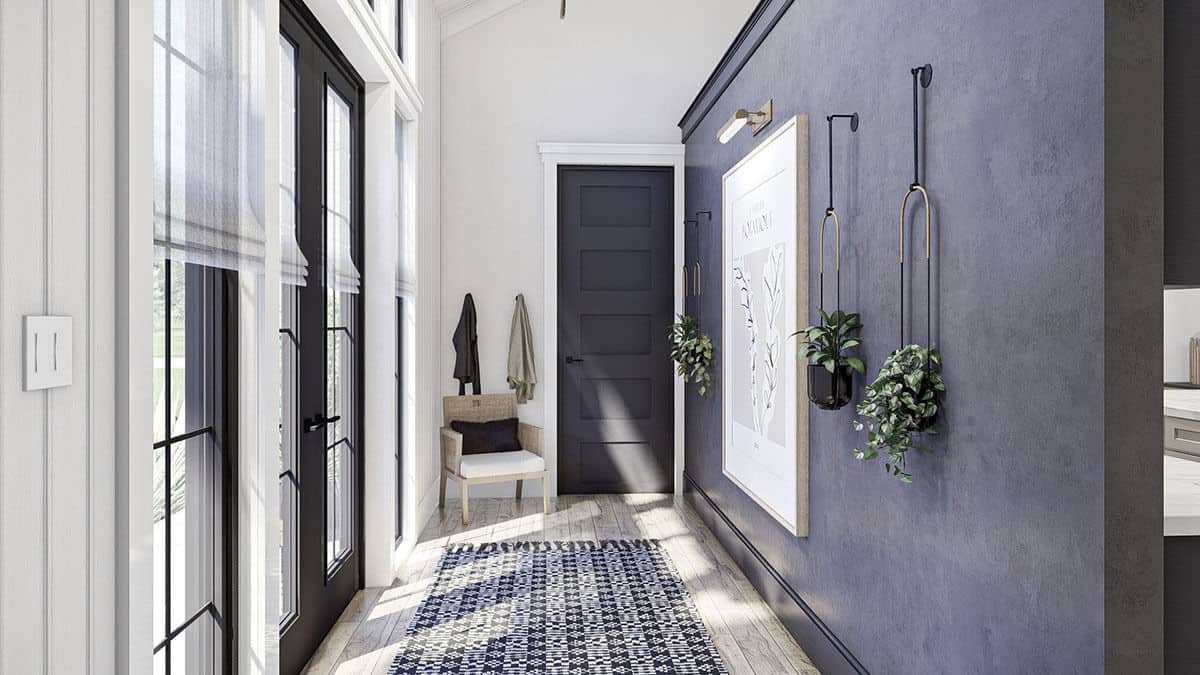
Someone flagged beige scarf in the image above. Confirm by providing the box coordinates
[507,294,538,403]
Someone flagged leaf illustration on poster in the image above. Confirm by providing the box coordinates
[732,263,760,433]
[722,115,809,537]
[760,244,784,434]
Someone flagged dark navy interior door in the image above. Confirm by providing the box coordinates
[558,166,675,494]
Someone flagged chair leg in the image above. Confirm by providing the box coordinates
[542,474,551,515]
[461,480,470,526]
[515,479,524,502]
[439,471,447,508]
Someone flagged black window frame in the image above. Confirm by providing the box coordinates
[152,259,238,675]
[278,27,302,635]
[322,76,363,581]
[279,285,301,633]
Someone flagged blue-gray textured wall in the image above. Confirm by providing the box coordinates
[681,1,1136,672]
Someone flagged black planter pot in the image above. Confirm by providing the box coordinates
[808,363,854,410]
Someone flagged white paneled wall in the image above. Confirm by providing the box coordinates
[413,0,443,531]
[0,0,117,672]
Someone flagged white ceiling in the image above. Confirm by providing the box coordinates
[434,0,529,40]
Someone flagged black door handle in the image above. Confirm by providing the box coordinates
[565,356,585,364]
[304,413,341,433]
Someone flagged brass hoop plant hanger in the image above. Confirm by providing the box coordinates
[819,113,860,348]
[900,64,934,358]
[808,112,859,410]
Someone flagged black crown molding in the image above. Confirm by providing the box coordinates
[677,0,795,143]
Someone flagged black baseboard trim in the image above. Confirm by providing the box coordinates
[684,472,870,674]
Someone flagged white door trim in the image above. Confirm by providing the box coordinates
[538,142,687,498]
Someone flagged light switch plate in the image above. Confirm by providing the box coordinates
[24,316,72,391]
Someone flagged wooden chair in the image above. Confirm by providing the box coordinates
[439,393,550,525]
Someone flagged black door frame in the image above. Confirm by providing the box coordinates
[552,161,682,495]
[280,1,366,672]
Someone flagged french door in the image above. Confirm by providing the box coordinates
[280,2,365,672]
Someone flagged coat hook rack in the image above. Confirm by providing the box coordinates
[900,63,933,354]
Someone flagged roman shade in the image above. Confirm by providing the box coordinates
[326,88,361,295]
[153,0,267,274]
[279,34,308,286]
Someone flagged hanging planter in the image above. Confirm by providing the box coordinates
[808,361,855,410]
[801,309,863,410]
[669,314,715,397]
[797,113,863,410]
[852,65,945,483]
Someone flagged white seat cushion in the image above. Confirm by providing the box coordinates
[459,450,545,479]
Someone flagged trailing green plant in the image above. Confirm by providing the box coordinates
[851,344,944,483]
[795,309,865,374]
[669,314,714,397]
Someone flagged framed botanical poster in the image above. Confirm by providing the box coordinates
[721,114,809,537]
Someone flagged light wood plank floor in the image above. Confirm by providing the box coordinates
[300,494,818,675]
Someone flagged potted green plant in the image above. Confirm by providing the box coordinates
[796,309,865,410]
[851,344,944,482]
[669,314,714,397]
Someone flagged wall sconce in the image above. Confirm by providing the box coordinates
[718,99,773,144]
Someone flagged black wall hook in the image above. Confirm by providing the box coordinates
[910,64,932,188]
[824,113,859,213]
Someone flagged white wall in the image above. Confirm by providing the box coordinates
[438,0,755,496]
[412,0,444,532]
[1165,289,1200,382]
[0,0,118,671]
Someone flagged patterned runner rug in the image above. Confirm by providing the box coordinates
[388,540,727,674]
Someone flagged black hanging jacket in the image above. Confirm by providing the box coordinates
[452,293,481,395]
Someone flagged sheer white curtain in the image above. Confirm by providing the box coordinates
[279,34,308,286]
[395,118,415,297]
[326,87,361,295]
[154,0,267,273]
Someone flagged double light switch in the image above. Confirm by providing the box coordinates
[24,316,72,391]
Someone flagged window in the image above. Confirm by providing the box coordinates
[153,0,263,666]
[395,296,404,543]
[370,0,404,61]
[152,260,229,675]
[153,0,243,668]
[278,32,300,630]
[396,0,404,61]
[398,117,412,540]
[279,287,299,625]
[325,84,358,572]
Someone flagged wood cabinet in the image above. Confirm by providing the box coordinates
[1165,416,1200,461]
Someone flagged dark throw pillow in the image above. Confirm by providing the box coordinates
[451,418,522,455]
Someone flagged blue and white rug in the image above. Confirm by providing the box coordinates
[388,540,727,674]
